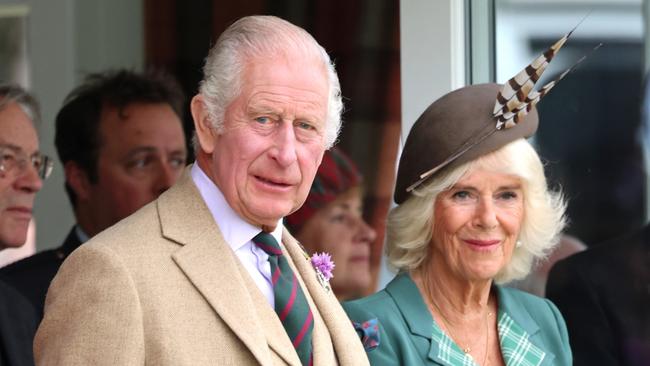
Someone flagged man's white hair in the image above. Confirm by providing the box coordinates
[196,15,342,151]
[0,84,40,126]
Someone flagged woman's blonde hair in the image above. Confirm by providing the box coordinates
[386,138,566,283]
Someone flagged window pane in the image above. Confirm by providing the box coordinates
[496,0,645,246]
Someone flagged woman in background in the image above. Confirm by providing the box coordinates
[286,147,377,301]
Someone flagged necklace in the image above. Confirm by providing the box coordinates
[421,273,492,365]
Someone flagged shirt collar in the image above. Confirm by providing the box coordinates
[190,163,283,250]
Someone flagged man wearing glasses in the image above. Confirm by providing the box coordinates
[0,84,51,366]
[1,70,187,320]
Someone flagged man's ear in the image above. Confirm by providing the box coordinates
[64,161,92,201]
[191,94,216,154]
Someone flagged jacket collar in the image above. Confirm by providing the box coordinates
[385,272,554,365]
[157,169,301,365]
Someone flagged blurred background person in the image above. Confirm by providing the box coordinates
[0,84,51,366]
[345,81,571,365]
[285,147,377,301]
[0,219,36,267]
[545,75,650,366]
[507,234,586,297]
[1,70,188,319]
[546,225,650,366]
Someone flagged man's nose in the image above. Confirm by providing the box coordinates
[154,162,178,195]
[270,122,298,167]
[14,162,44,194]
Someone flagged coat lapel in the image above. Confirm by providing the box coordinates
[385,273,448,365]
[282,230,368,365]
[496,287,556,366]
[157,171,275,365]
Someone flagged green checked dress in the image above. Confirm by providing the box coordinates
[343,273,572,366]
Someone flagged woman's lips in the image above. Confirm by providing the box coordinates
[463,239,501,247]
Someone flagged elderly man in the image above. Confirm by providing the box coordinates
[1,70,188,318]
[35,16,367,365]
[0,85,50,365]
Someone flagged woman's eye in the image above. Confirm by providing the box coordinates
[329,214,345,223]
[452,190,471,200]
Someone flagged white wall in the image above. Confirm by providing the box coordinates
[25,0,143,250]
[376,0,466,288]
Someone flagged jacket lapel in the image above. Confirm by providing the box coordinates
[282,230,368,365]
[385,273,447,365]
[496,286,555,365]
[157,171,274,365]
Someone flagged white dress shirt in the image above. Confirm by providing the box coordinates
[191,164,281,308]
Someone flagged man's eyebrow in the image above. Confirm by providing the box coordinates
[124,146,158,157]
[0,143,40,157]
[0,143,22,152]
[247,103,281,115]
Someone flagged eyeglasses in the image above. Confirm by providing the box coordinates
[0,145,53,180]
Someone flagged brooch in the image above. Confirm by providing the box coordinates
[310,252,335,292]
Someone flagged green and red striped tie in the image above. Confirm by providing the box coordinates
[253,232,314,366]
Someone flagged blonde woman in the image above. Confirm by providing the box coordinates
[344,82,571,366]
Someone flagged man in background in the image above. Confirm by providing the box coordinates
[0,84,51,365]
[1,70,187,318]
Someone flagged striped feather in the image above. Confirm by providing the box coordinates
[493,23,580,126]
[495,51,592,129]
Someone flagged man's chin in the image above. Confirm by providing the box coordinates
[0,235,28,249]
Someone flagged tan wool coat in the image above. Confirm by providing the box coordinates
[34,172,368,366]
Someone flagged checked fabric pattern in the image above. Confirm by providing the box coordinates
[253,232,314,365]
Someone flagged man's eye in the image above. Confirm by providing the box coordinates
[1,154,15,163]
[127,157,150,170]
[498,191,518,200]
[169,156,186,169]
[255,117,271,124]
[296,121,315,130]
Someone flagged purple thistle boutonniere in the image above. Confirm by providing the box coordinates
[311,252,335,291]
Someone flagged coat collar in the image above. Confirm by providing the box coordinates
[385,273,554,365]
[384,273,447,364]
[157,170,300,365]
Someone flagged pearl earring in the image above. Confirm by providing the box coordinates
[516,240,522,248]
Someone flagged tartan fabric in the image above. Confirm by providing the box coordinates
[285,147,361,233]
[431,321,480,366]
[498,312,546,366]
[431,310,546,366]
[253,232,314,366]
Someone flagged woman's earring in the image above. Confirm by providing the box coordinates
[516,240,522,248]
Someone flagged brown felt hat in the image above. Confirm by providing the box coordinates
[393,83,539,204]
[393,27,586,204]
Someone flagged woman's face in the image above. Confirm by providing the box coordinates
[296,188,377,300]
[431,168,524,282]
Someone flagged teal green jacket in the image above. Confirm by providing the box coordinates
[343,273,572,366]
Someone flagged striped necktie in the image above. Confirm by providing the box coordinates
[253,232,314,366]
